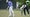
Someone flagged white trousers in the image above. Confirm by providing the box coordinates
[8,6,14,17]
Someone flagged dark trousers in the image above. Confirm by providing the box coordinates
[24,7,29,15]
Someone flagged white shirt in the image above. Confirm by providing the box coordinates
[22,5,26,8]
[20,5,26,9]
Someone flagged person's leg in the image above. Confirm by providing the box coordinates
[11,6,14,17]
[8,7,12,17]
[24,8,26,15]
[12,10,14,17]
[27,8,29,14]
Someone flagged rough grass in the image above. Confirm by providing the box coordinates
[0,9,30,17]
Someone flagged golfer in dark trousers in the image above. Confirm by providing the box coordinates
[23,3,29,15]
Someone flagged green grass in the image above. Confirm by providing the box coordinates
[0,9,30,17]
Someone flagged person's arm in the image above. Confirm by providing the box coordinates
[21,5,24,8]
